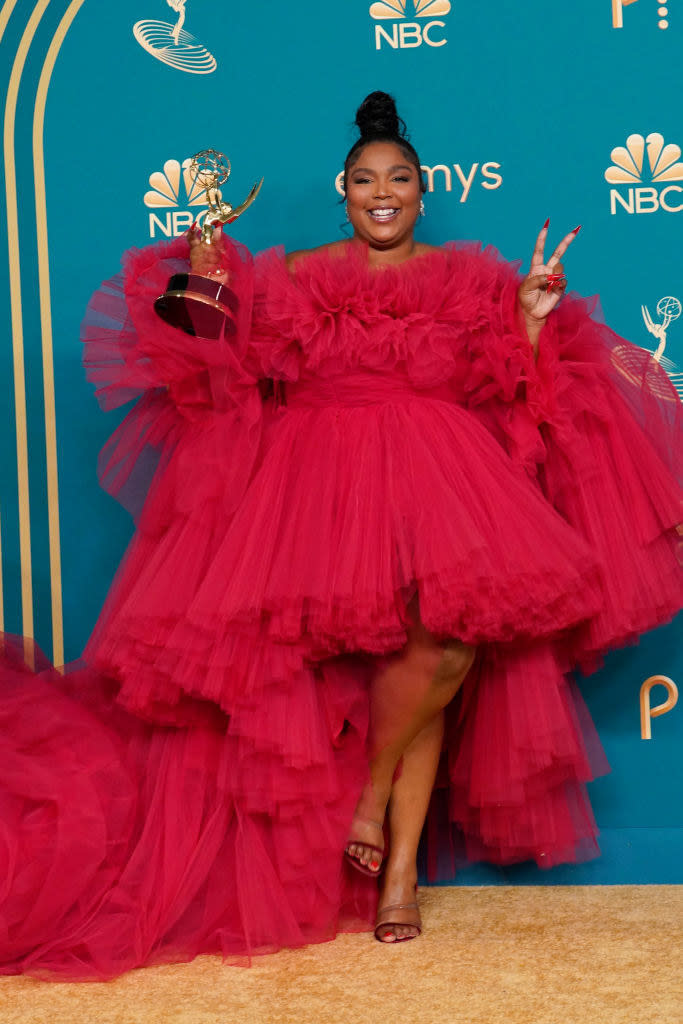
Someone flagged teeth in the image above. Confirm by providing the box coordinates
[369,209,398,220]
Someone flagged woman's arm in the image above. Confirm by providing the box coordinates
[518,309,545,360]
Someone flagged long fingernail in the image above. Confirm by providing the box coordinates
[543,218,550,229]
[572,224,582,234]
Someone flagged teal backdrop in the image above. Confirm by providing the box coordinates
[1,0,680,884]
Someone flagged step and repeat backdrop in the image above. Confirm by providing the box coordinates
[0,0,680,882]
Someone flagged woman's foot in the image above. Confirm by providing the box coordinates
[345,814,386,876]
[375,870,421,942]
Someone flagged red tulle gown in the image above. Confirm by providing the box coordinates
[0,237,680,979]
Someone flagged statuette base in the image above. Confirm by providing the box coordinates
[154,273,238,339]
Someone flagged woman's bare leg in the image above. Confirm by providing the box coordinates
[375,710,445,940]
[346,618,475,871]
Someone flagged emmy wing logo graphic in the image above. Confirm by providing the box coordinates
[605,133,683,215]
[370,0,452,49]
[144,158,208,237]
[611,296,683,402]
[134,0,217,74]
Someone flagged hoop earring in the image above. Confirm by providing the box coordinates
[419,200,425,217]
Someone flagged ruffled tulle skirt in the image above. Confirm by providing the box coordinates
[0,637,376,978]
[0,635,608,979]
[88,376,603,718]
[0,379,617,979]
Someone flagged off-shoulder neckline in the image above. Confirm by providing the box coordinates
[281,240,450,277]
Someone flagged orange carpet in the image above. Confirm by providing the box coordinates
[2,885,681,1024]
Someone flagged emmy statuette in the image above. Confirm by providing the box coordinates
[154,149,263,339]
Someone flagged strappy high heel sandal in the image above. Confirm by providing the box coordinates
[374,900,422,943]
[374,886,422,943]
[344,814,386,877]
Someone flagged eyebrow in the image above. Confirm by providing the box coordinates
[350,164,414,174]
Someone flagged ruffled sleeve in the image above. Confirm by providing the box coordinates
[249,246,306,381]
[454,250,682,670]
[81,236,262,523]
[439,242,534,400]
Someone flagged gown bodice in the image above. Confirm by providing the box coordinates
[249,241,532,398]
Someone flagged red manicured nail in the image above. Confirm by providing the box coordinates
[542,218,550,229]
[572,224,582,234]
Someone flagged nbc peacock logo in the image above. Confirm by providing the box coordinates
[370,0,452,49]
[605,133,683,215]
[133,1,217,75]
[144,158,209,237]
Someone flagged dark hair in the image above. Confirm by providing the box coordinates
[343,91,426,194]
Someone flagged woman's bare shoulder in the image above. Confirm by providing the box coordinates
[285,241,349,271]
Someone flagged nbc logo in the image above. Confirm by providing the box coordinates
[144,158,208,237]
[605,133,683,215]
[133,1,217,74]
[370,0,451,49]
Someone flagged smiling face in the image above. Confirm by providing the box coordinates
[345,140,423,254]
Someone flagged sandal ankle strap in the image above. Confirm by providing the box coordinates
[352,813,384,830]
[377,901,419,915]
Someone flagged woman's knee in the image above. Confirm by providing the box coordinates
[407,637,477,702]
[432,642,476,695]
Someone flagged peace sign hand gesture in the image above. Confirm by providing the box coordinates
[517,220,581,326]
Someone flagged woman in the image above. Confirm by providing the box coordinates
[191,94,587,943]
[0,92,680,974]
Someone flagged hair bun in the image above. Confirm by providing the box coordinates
[354,91,406,141]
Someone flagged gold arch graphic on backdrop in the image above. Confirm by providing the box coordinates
[2,0,87,664]
[3,0,54,648]
[33,0,89,666]
[0,0,25,635]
